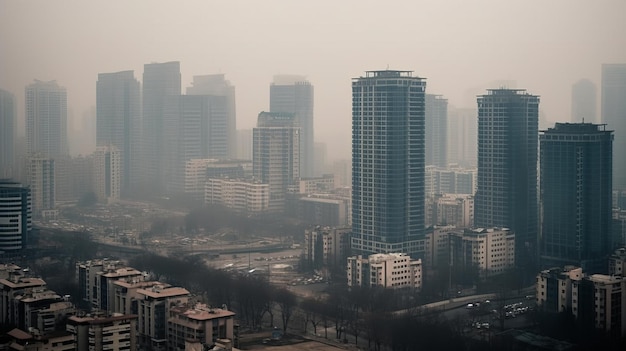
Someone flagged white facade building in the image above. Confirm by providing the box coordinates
[205,178,269,213]
[347,253,422,290]
[304,226,351,268]
[93,145,121,203]
[454,228,515,278]
[25,156,55,214]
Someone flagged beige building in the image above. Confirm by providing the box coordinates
[76,259,144,312]
[348,253,422,290]
[452,227,515,278]
[67,314,137,351]
[205,178,269,213]
[536,266,583,313]
[168,303,235,350]
[298,174,334,194]
[572,274,626,337]
[0,275,47,327]
[304,226,351,268]
[425,193,474,228]
[136,285,190,350]
[6,328,75,351]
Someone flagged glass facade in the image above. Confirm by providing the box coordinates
[475,89,539,265]
[351,70,426,257]
[540,123,613,270]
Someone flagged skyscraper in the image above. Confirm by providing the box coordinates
[0,89,16,179]
[0,180,31,252]
[141,61,181,194]
[25,80,68,158]
[96,71,141,196]
[425,94,448,167]
[601,64,626,190]
[253,112,300,212]
[350,70,426,257]
[162,95,213,194]
[571,79,597,123]
[270,75,314,177]
[540,123,613,271]
[475,89,539,266]
[187,74,237,159]
[447,106,478,167]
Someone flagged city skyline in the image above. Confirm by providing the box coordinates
[1,1,624,162]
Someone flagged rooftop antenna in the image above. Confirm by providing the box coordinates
[386,64,390,70]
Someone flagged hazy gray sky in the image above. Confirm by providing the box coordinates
[1,0,625,159]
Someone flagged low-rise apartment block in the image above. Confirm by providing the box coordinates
[347,253,422,290]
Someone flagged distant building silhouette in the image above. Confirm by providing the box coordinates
[601,64,626,190]
[425,94,448,167]
[350,70,426,257]
[186,74,237,159]
[0,89,16,179]
[25,80,68,158]
[540,123,613,271]
[253,112,300,212]
[141,61,181,194]
[96,71,141,196]
[236,129,252,161]
[571,78,597,123]
[270,75,314,177]
[162,95,216,194]
[475,89,539,266]
[447,106,477,167]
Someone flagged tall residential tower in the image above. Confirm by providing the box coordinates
[141,61,181,194]
[540,123,613,271]
[253,112,300,213]
[350,70,426,257]
[186,74,237,159]
[25,80,68,158]
[270,75,314,177]
[96,71,141,195]
[475,89,539,266]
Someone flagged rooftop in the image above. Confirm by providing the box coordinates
[137,286,190,299]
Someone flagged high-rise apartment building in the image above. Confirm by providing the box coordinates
[0,89,16,179]
[96,71,141,195]
[187,74,237,159]
[162,95,213,194]
[141,61,181,194]
[425,94,448,167]
[93,146,121,204]
[447,106,477,167]
[601,64,626,190]
[25,156,55,215]
[571,79,597,123]
[253,112,300,212]
[25,80,68,158]
[475,89,539,265]
[0,181,31,252]
[351,70,426,257]
[540,123,613,271]
[270,75,314,177]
